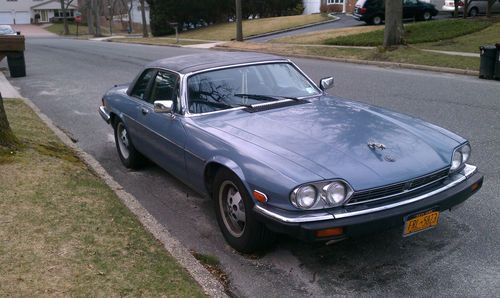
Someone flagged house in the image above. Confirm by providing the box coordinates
[303,0,357,14]
[0,0,78,25]
[128,0,150,25]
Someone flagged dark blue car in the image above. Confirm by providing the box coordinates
[99,52,483,253]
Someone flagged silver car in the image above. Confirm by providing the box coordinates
[442,0,500,16]
[0,25,17,36]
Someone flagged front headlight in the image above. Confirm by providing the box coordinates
[291,180,353,210]
[450,143,471,172]
[291,185,318,209]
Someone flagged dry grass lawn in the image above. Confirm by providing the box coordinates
[175,14,331,41]
[0,99,204,297]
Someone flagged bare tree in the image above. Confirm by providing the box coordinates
[463,0,469,18]
[0,93,18,149]
[139,0,148,37]
[91,0,102,37]
[60,0,75,35]
[383,0,404,47]
[107,0,120,35]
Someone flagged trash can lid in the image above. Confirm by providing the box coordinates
[480,45,497,49]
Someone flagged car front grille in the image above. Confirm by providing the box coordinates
[346,168,450,206]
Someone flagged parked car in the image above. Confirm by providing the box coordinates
[353,0,439,25]
[470,0,500,15]
[0,25,18,36]
[99,52,483,253]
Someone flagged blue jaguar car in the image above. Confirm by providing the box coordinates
[99,52,483,253]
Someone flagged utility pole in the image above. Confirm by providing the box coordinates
[235,0,243,41]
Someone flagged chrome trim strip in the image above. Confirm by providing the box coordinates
[99,106,111,123]
[253,164,477,224]
[345,169,450,206]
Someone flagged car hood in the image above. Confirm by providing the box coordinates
[200,96,464,190]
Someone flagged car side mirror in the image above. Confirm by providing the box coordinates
[153,100,174,113]
[320,77,334,91]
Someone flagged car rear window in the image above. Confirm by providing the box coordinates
[355,0,367,6]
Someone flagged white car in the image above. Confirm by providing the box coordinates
[442,0,500,16]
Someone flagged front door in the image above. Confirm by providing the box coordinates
[134,70,187,181]
[41,11,48,22]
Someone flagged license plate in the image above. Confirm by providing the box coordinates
[403,209,440,237]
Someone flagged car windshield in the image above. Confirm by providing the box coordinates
[0,26,15,35]
[187,63,320,114]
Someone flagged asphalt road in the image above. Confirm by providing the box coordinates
[2,37,499,297]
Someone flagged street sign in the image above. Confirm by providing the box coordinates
[75,11,82,17]
[75,15,82,23]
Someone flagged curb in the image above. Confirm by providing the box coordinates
[244,16,340,41]
[2,75,228,298]
[214,46,479,77]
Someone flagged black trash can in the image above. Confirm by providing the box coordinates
[479,45,496,79]
[494,43,500,80]
[6,52,26,78]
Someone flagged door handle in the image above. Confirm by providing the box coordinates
[141,107,149,115]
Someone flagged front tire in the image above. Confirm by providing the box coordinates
[423,11,432,21]
[213,169,275,253]
[114,120,143,169]
[372,15,383,25]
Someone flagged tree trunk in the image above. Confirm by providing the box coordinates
[108,0,113,35]
[486,0,493,17]
[463,0,469,18]
[453,0,459,17]
[93,0,102,37]
[61,0,69,35]
[0,93,18,149]
[128,0,133,34]
[87,6,95,35]
[140,0,148,37]
[235,0,243,41]
[383,0,404,48]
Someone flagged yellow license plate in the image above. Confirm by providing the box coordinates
[403,210,440,237]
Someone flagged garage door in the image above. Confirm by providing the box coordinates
[0,12,13,24]
[0,11,30,25]
[14,11,30,24]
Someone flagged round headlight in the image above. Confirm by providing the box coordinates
[293,185,317,209]
[450,150,462,171]
[460,144,471,163]
[324,182,346,205]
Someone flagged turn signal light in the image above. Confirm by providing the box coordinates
[471,182,480,192]
[253,190,268,203]
[316,227,344,238]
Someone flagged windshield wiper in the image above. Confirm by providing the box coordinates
[233,93,299,102]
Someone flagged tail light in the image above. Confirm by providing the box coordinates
[360,7,367,14]
[458,1,464,6]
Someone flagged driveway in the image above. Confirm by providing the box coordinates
[11,24,57,37]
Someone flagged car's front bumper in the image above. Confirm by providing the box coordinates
[253,164,483,242]
[99,105,111,124]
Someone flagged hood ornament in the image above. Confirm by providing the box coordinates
[367,141,386,150]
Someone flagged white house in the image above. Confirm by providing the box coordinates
[0,0,77,25]
[128,0,150,25]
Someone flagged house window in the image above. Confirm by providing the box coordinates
[327,0,344,4]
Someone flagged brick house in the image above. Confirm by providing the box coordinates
[303,0,357,14]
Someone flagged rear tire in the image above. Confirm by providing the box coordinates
[7,52,26,78]
[213,168,275,253]
[114,119,143,169]
[469,7,478,17]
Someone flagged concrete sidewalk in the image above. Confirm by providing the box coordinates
[0,72,22,98]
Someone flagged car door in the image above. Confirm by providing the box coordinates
[134,70,188,181]
[125,68,157,153]
[403,0,419,18]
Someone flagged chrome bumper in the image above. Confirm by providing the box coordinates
[99,106,111,124]
[254,164,478,224]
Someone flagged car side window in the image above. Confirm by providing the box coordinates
[149,71,179,108]
[130,69,156,100]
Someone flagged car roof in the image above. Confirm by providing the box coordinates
[146,52,289,74]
